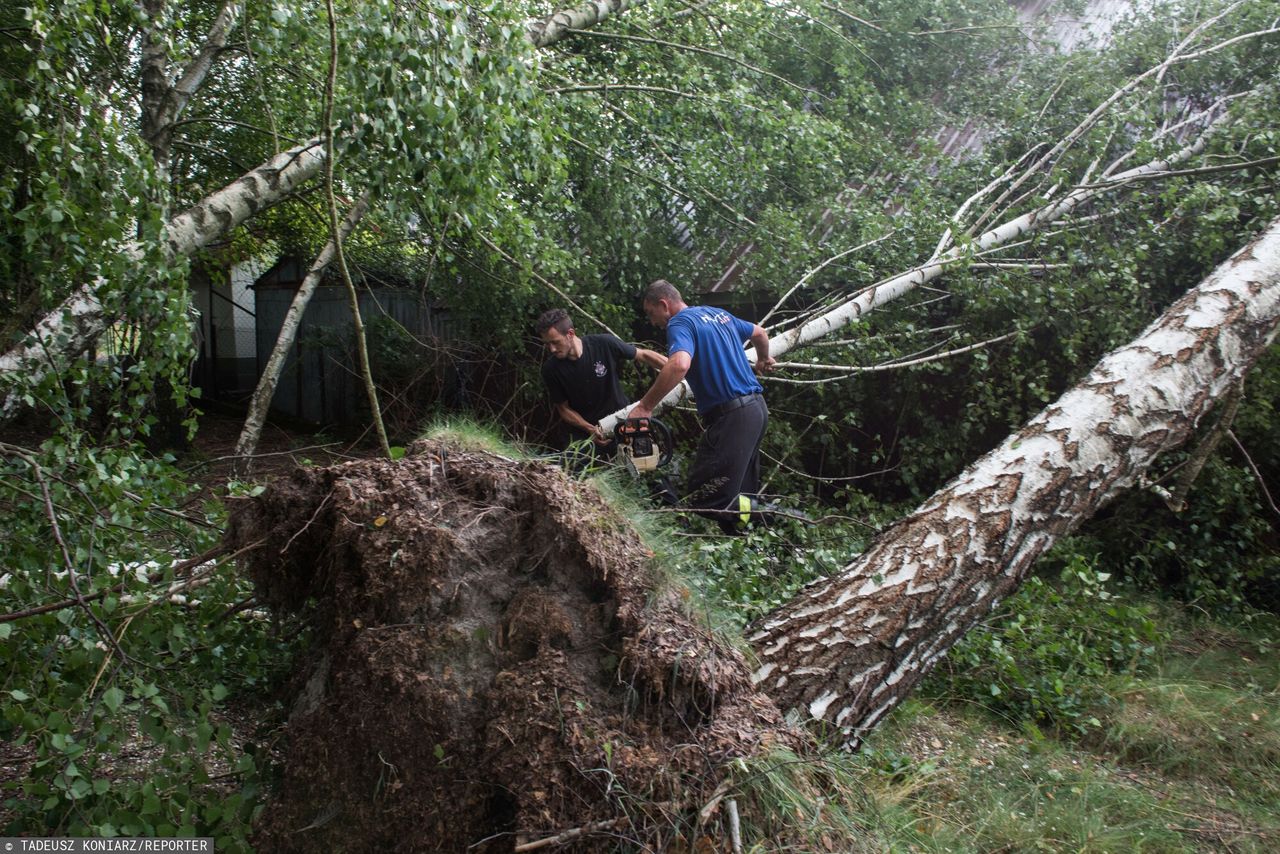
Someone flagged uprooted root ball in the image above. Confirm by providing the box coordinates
[227,439,794,852]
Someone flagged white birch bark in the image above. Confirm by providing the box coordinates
[596,124,1219,434]
[233,192,372,466]
[1,0,637,410]
[527,0,642,48]
[0,141,325,405]
[748,214,1280,747]
[142,1,242,177]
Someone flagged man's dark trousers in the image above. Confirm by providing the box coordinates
[685,393,767,532]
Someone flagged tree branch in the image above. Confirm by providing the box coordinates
[323,0,390,459]
[564,27,822,98]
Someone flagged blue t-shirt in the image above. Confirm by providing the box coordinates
[666,306,762,415]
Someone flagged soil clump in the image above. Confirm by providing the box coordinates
[227,438,794,851]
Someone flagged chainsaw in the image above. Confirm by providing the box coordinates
[613,417,674,476]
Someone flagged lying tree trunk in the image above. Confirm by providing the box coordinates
[233,192,372,468]
[0,141,325,410]
[748,214,1280,747]
[597,116,1224,433]
[0,0,632,411]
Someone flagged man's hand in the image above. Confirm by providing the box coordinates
[627,403,653,420]
[753,355,776,375]
[591,424,611,445]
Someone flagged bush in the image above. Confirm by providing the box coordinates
[929,551,1164,734]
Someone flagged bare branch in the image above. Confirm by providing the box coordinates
[819,3,885,33]
[772,331,1018,379]
[759,232,896,327]
[563,27,823,98]
[1160,379,1244,512]
[1228,429,1280,524]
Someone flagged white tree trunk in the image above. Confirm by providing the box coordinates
[596,125,1218,434]
[0,141,325,405]
[748,214,1280,747]
[1,0,636,409]
[233,192,372,466]
[527,0,641,48]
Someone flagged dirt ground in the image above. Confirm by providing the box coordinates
[226,436,796,852]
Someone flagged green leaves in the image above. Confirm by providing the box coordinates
[934,551,1164,733]
[101,686,125,714]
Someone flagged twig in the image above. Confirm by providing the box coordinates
[772,330,1018,377]
[819,3,885,32]
[759,232,896,327]
[727,798,742,854]
[474,233,621,338]
[11,442,130,663]
[1076,155,1280,189]
[282,491,334,554]
[210,596,259,626]
[0,541,248,624]
[564,27,822,98]
[1160,379,1243,512]
[1227,429,1280,523]
[512,816,629,851]
[322,0,390,459]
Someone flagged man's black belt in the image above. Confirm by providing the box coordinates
[703,392,762,421]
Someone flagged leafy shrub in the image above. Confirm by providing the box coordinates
[929,552,1164,734]
[0,440,297,848]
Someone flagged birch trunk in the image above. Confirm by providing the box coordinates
[596,126,1218,434]
[1,0,631,409]
[748,214,1280,748]
[0,141,324,405]
[233,192,372,467]
[527,0,642,48]
[141,0,242,179]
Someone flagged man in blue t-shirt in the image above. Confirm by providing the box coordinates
[628,279,775,531]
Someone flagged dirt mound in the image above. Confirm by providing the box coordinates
[227,439,794,851]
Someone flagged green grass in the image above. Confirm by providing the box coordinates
[418,416,530,458]
[798,604,1280,853]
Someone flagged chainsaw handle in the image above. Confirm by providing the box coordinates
[651,417,673,468]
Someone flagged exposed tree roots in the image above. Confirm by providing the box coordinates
[227,439,795,851]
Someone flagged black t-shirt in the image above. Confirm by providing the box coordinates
[541,334,638,436]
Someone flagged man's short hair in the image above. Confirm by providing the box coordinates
[644,279,682,305]
[535,308,573,336]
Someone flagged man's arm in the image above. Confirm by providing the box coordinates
[634,347,668,371]
[749,324,775,374]
[554,401,610,443]
[628,351,691,419]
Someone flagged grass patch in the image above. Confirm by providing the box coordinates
[1089,607,1280,804]
[418,416,529,458]
[832,603,1280,852]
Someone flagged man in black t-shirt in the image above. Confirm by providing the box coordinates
[536,308,667,451]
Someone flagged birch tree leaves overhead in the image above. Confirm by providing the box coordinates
[2,0,1277,439]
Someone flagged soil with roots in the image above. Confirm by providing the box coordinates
[226,438,795,852]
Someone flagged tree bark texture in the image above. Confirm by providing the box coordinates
[596,127,1217,435]
[748,214,1280,748]
[142,1,242,177]
[527,0,641,48]
[2,0,634,405]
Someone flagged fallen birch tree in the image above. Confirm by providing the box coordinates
[748,212,1280,747]
[0,0,640,413]
[596,5,1279,431]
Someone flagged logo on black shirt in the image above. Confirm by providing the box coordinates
[594,361,607,377]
